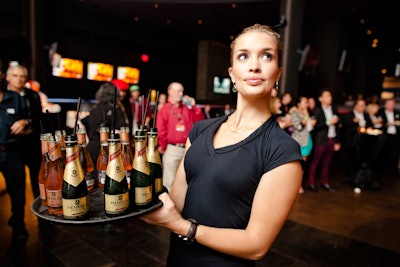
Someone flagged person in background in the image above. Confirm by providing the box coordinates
[341,98,374,182]
[203,104,213,119]
[223,103,235,116]
[308,97,316,117]
[81,82,126,164]
[270,96,291,130]
[0,74,30,244]
[290,96,316,193]
[366,102,383,130]
[129,84,150,134]
[157,93,167,112]
[377,98,400,177]
[156,82,204,191]
[307,89,341,192]
[111,79,132,129]
[279,92,293,115]
[6,64,42,199]
[142,24,303,266]
[26,80,61,113]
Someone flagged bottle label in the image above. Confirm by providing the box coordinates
[98,170,106,185]
[46,189,62,208]
[105,192,129,214]
[107,145,126,182]
[135,186,152,206]
[85,172,96,186]
[62,196,89,219]
[132,157,150,175]
[155,177,163,193]
[64,148,85,187]
[39,183,46,200]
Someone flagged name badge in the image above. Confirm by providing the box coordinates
[176,123,185,132]
[6,108,16,114]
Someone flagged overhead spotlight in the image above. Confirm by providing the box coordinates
[133,16,139,22]
[153,3,158,9]
[197,19,203,25]
[231,3,237,9]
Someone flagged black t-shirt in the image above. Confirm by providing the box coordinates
[167,115,302,267]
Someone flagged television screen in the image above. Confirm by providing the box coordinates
[87,62,114,81]
[117,66,140,84]
[52,58,83,79]
[213,76,231,94]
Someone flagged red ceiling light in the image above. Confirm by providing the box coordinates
[141,54,149,63]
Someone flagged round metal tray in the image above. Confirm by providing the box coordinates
[31,187,164,225]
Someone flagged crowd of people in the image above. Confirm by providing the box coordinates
[1,22,400,266]
[269,89,400,193]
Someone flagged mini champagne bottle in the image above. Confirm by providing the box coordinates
[146,127,164,198]
[62,135,89,220]
[46,135,64,215]
[77,128,96,191]
[120,126,133,189]
[131,129,152,210]
[38,133,51,207]
[104,133,130,217]
[96,126,109,188]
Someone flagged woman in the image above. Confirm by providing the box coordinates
[291,96,316,193]
[141,24,303,266]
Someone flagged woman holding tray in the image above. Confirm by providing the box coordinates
[141,24,303,267]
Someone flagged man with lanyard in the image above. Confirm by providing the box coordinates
[0,76,30,244]
[6,64,43,199]
[156,82,204,191]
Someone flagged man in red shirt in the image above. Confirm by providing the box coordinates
[156,82,204,190]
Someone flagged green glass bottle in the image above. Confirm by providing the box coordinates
[62,135,89,220]
[146,127,164,198]
[104,133,130,217]
[131,130,152,210]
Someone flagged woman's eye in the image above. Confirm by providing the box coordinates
[261,53,272,60]
[238,54,248,61]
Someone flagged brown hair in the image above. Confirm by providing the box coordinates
[230,24,282,66]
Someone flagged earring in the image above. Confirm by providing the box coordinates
[232,83,237,93]
[275,81,279,91]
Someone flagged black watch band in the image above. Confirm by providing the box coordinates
[178,218,199,244]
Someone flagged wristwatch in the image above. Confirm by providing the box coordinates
[178,218,199,244]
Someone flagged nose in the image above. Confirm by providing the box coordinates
[249,60,261,73]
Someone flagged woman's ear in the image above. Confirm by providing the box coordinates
[228,67,234,84]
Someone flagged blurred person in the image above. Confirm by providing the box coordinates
[341,98,374,181]
[142,24,303,267]
[223,103,235,116]
[308,97,316,117]
[156,82,204,191]
[111,79,132,129]
[6,64,42,199]
[26,80,61,113]
[157,93,167,112]
[366,102,383,130]
[0,77,30,244]
[129,84,151,134]
[279,92,293,115]
[291,96,316,193]
[203,104,213,119]
[307,89,341,192]
[81,82,126,164]
[270,96,291,129]
[377,98,400,177]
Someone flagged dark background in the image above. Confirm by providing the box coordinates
[1,0,400,105]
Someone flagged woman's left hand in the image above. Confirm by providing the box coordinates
[140,192,184,231]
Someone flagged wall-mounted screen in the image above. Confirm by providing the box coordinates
[117,66,140,84]
[52,58,83,79]
[87,62,114,81]
[213,76,231,94]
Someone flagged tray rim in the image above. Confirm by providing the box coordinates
[30,188,163,225]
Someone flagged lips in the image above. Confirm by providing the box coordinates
[245,77,264,86]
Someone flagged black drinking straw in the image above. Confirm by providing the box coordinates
[142,90,151,128]
[152,91,160,129]
[72,97,81,136]
[111,86,116,135]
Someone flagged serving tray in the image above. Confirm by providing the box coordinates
[31,187,163,225]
